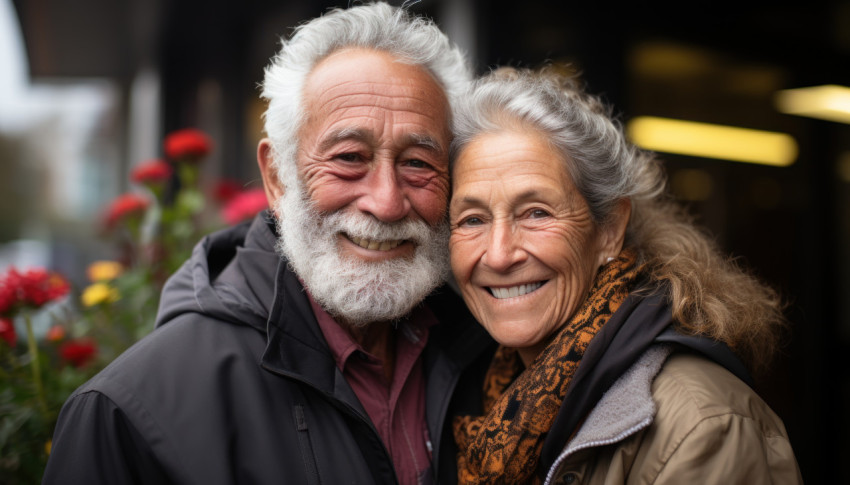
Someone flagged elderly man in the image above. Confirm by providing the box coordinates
[42,4,494,484]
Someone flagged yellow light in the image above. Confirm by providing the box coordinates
[626,116,797,166]
[775,85,850,124]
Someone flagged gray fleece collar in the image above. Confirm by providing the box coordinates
[543,345,672,485]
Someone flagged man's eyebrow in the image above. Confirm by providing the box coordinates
[316,129,445,155]
[317,127,372,152]
[403,133,444,155]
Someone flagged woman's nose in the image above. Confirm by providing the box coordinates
[482,220,526,272]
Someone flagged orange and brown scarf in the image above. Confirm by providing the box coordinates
[452,249,640,484]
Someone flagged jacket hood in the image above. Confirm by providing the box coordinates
[155,211,282,333]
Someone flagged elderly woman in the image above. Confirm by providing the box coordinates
[448,68,802,484]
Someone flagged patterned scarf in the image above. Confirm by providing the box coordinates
[452,249,640,484]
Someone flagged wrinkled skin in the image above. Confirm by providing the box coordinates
[259,48,452,264]
[256,48,453,362]
[449,129,629,365]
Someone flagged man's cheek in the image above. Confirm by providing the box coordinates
[302,174,360,213]
[411,183,451,225]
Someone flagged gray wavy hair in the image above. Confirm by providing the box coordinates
[260,2,471,190]
[450,67,786,374]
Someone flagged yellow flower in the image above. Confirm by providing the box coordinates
[45,440,52,455]
[81,283,120,307]
[87,260,124,282]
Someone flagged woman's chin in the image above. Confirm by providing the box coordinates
[481,321,545,349]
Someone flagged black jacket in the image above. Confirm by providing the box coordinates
[43,213,495,485]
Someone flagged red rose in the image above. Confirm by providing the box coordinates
[20,268,70,307]
[0,275,15,314]
[0,317,15,346]
[59,339,97,367]
[131,159,173,185]
[103,193,150,229]
[221,188,269,225]
[0,267,70,312]
[212,179,243,203]
[164,128,212,162]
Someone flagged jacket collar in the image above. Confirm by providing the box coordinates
[254,213,496,474]
[260,240,495,481]
[233,213,284,319]
[257,230,495,414]
[421,286,496,480]
[261,258,353,401]
[542,345,672,485]
[540,289,674,472]
[259,256,495,410]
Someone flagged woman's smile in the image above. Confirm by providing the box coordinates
[486,280,546,299]
[449,129,616,363]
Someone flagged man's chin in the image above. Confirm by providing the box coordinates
[308,257,435,323]
[273,185,449,324]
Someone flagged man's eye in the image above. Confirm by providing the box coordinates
[405,159,431,169]
[529,209,550,219]
[337,153,360,162]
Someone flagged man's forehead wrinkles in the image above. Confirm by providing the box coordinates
[320,76,436,93]
[309,104,448,138]
[319,107,446,126]
[314,91,442,112]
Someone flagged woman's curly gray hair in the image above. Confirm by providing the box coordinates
[260,2,471,191]
[451,67,665,226]
[450,67,786,374]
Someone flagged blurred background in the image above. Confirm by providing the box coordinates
[1,0,847,482]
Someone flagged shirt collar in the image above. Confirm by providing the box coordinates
[306,290,437,371]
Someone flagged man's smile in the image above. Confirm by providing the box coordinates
[347,235,405,251]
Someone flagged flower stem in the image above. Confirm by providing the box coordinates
[24,314,48,415]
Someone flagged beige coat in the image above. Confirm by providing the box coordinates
[543,347,803,485]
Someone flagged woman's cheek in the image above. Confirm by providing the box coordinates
[449,232,478,281]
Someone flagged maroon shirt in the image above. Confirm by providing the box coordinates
[308,294,435,485]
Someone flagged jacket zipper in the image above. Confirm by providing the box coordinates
[293,404,322,485]
[261,363,400,485]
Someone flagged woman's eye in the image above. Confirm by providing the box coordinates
[529,209,550,219]
[459,216,483,226]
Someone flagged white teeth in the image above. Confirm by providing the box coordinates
[350,236,403,251]
[489,282,544,299]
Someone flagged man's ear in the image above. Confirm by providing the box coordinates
[597,198,631,266]
[257,138,285,213]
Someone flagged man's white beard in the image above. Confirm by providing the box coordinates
[274,179,450,327]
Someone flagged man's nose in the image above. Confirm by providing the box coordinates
[355,161,411,222]
[481,220,526,272]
